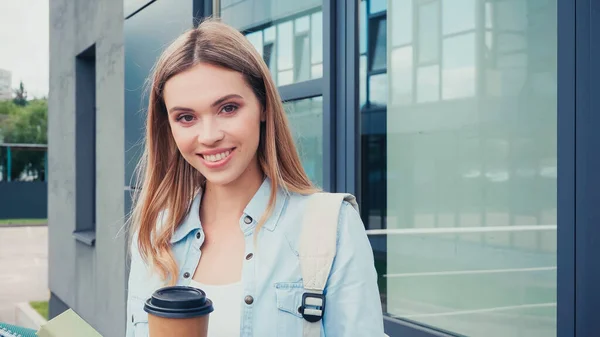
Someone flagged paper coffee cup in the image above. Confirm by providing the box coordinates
[144,286,214,337]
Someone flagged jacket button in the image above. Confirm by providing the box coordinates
[196,232,201,239]
[183,272,190,278]
[245,253,253,260]
[244,216,252,224]
[244,295,254,305]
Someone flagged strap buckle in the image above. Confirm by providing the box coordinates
[300,292,326,323]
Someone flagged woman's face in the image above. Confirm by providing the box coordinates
[163,62,264,186]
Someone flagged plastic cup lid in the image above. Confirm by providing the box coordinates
[144,286,214,319]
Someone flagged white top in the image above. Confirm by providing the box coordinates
[189,279,243,337]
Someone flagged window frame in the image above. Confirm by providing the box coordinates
[569,0,600,337]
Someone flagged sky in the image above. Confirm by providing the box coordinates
[0,0,49,99]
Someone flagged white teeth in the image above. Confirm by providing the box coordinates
[204,151,231,162]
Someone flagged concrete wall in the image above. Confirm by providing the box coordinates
[0,182,47,219]
[48,1,126,336]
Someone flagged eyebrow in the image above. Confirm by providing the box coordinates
[169,94,244,114]
[211,94,244,108]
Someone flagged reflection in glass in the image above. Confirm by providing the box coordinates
[360,0,367,54]
[311,12,323,65]
[486,2,494,29]
[442,33,476,100]
[311,63,323,79]
[264,26,277,77]
[295,34,310,82]
[246,31,263,58]
[442,0,476,35]
[263,42,276,76]
[391,0,413,47]
[370,0,387,14]
[496,1,527,31]
[360,55,367,108]
[417,65,439,103]
[295,16,309,34]
[231,8,323,86]
[368,1,558,336]
[283,97,323,187]
[277,22,293,71]
[371,19,387,71]
[391,46,412,105]
[418,2,439,64]
[264,26,276,42]
[278,69,293,86]
[369,74,388,106]
[497,33,527,53]
[486,31,493,51]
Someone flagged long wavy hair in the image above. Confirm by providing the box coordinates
[128,18,319,285]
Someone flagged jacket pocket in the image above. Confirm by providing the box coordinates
[274,281,306,337]
[128,297,149,337]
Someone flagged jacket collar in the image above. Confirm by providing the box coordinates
[242,177,288,233]
[170,177,288,243]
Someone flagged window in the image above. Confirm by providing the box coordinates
[74,44,97,247]
[360,0,558,336]
[220,0,323,86]
[218,0,325,188]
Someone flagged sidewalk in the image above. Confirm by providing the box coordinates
[0,226,48,324]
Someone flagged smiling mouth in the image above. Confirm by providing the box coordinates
[200,148,234,163]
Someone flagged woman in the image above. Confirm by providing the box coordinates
[126,18,384,337]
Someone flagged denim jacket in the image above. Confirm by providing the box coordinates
[126,178,385,336]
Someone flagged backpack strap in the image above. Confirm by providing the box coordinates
[298,192,358,337]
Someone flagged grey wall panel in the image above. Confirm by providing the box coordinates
[124,0,194,188]
[49,0,78,315]
[95,1,127,336]
[0,182,47,219]
[49,0,126,336]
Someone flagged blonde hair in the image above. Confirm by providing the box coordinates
[129,18,319,285]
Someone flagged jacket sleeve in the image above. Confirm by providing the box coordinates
[322,201,385,336]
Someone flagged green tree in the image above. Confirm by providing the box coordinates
[0,98,47,180]
[13,81,28,106]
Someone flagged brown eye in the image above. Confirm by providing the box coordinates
[221,104,238,114]
[176,114,194,122]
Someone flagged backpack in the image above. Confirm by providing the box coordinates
[298,192,388,337]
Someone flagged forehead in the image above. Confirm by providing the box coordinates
[163,62,252,108]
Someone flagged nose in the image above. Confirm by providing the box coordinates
[196,117,224,145]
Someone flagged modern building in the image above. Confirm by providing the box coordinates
[0,68,11,100]
[47,0,599,336]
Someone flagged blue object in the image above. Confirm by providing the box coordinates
[0,322,38,337]
[6,146,11,182]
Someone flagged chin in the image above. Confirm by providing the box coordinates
[201,171,242,187]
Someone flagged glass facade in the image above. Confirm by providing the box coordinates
[360,0,557,336]
[219,0,558,336]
